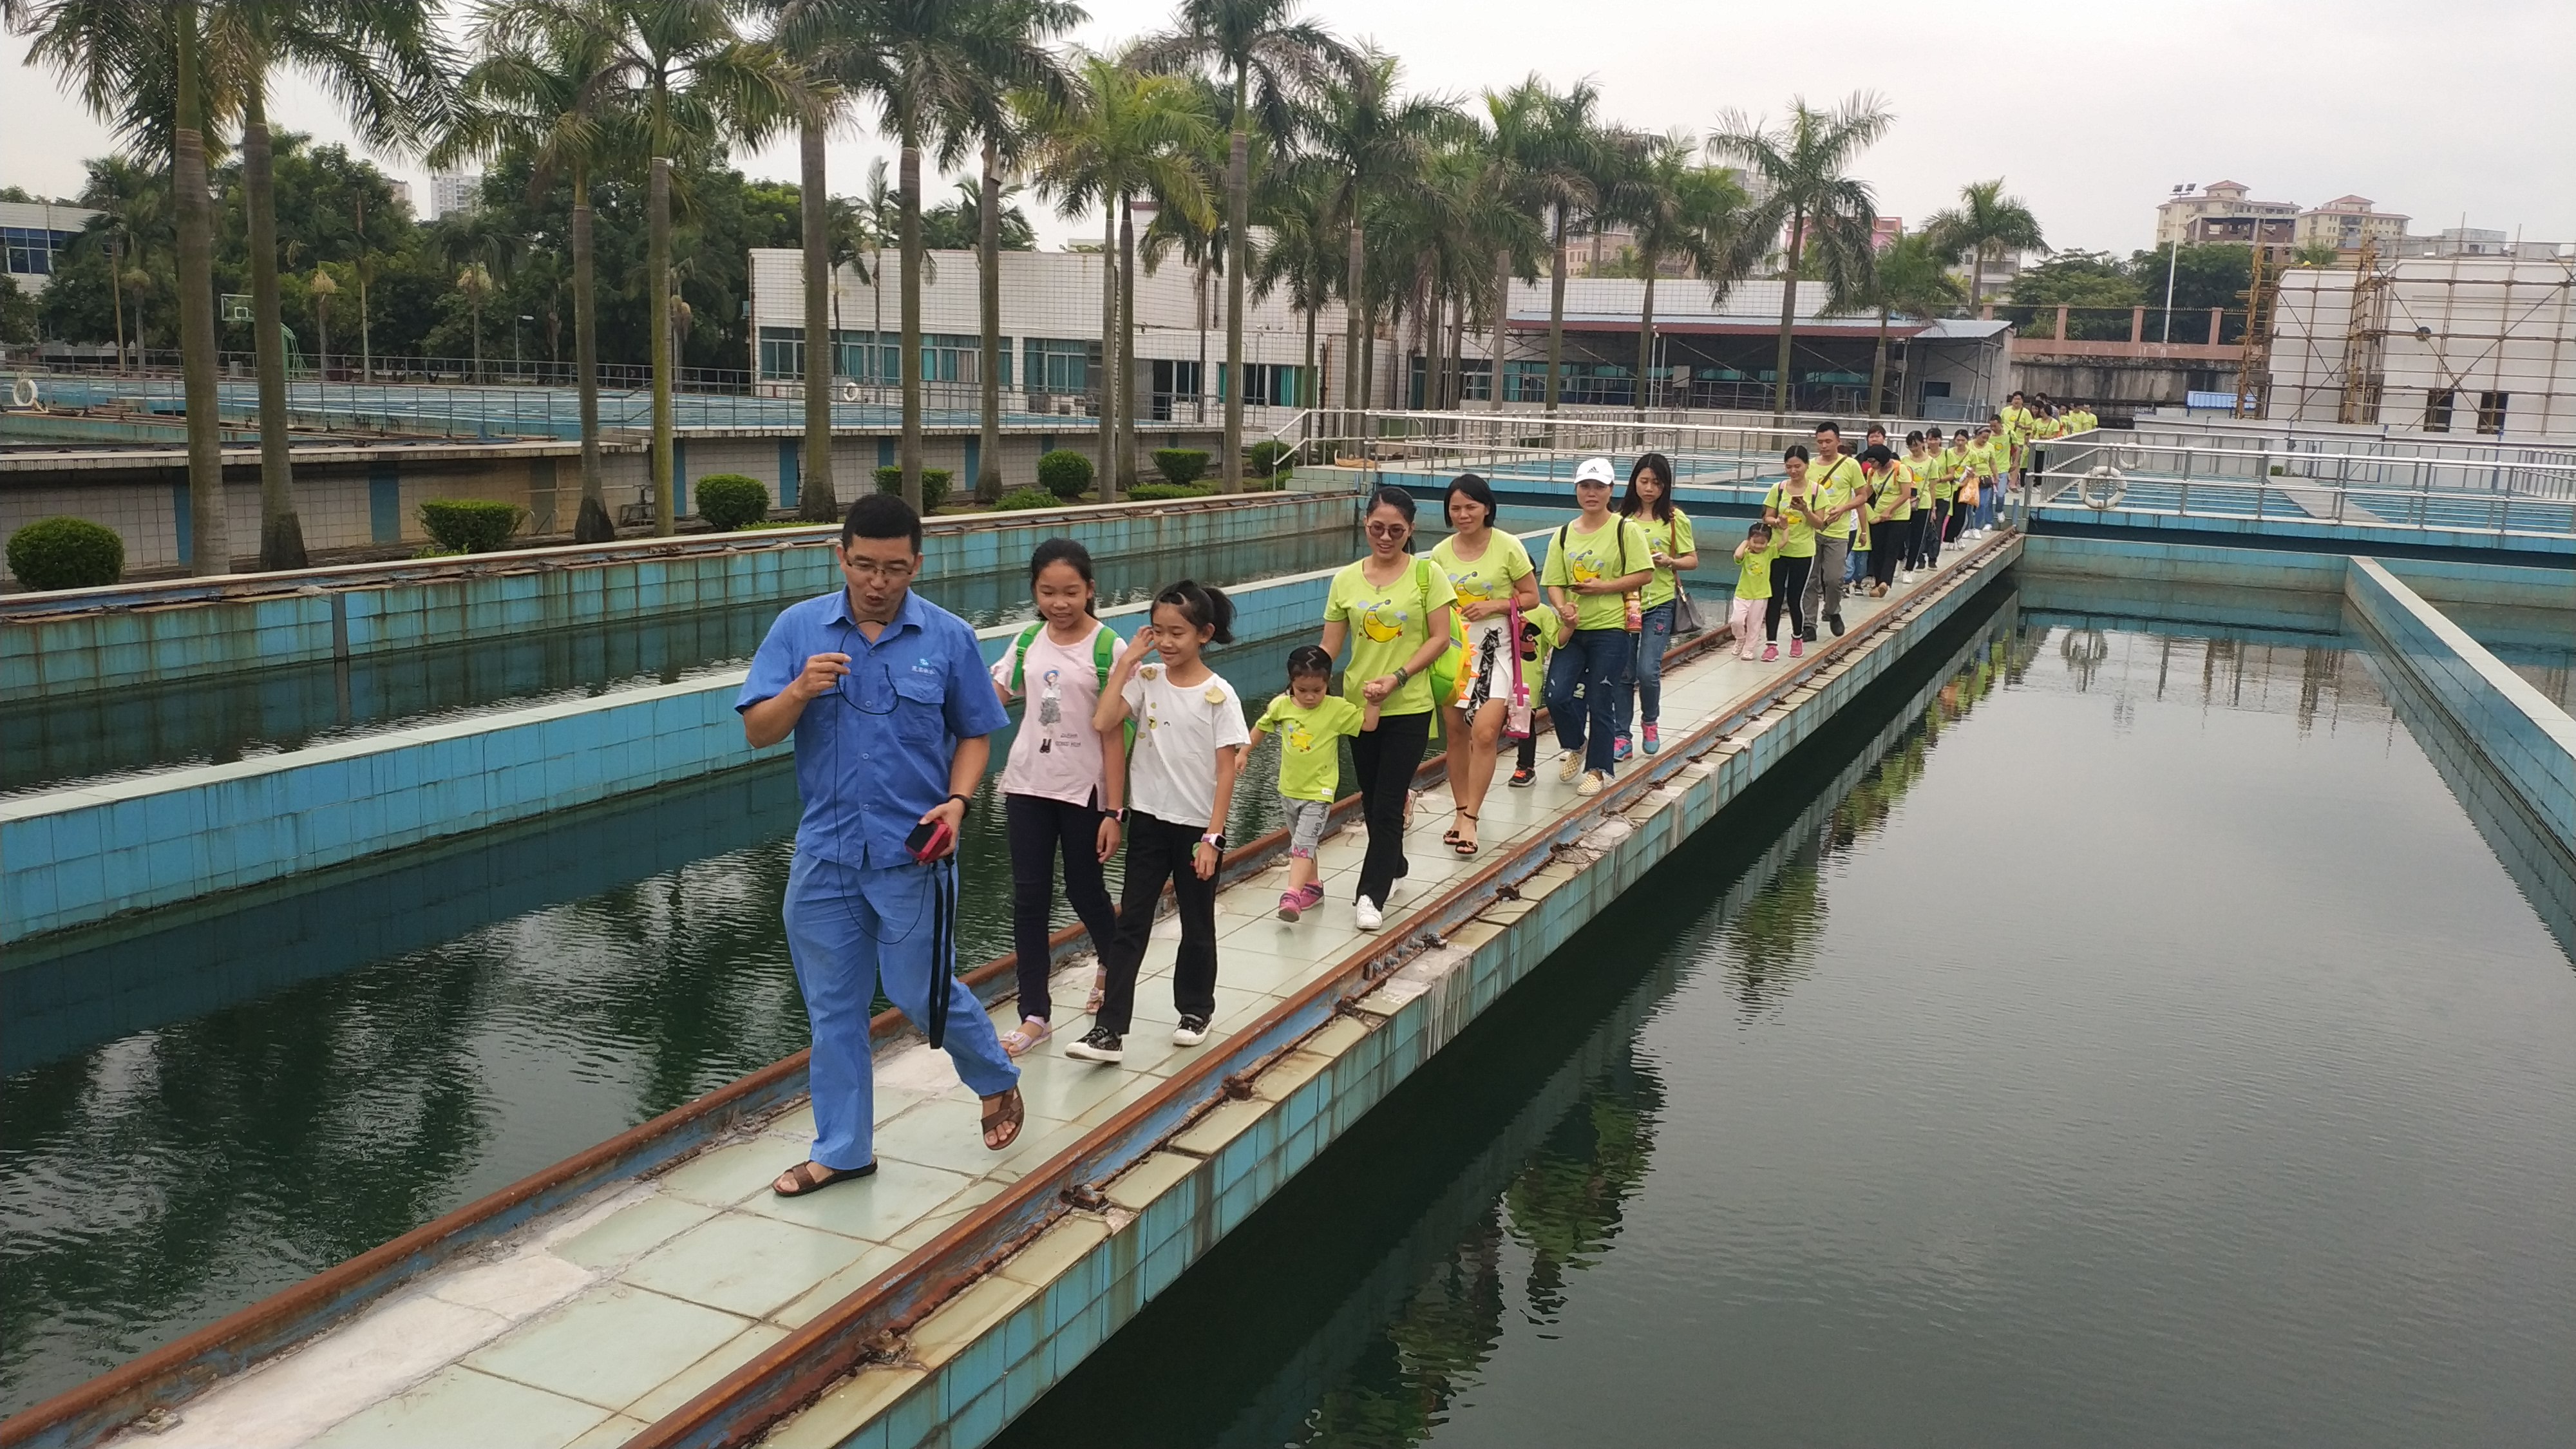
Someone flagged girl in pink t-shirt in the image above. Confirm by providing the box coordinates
[988,539,1126,1055]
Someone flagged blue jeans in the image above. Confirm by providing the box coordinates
[1548,626,1630,775]
[1613,600,1675,735]
[1843,546,1868,584]
[783,851,1018,1171]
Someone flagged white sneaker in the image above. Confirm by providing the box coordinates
[1577,771,1604,797]
[1354,896,1384,931]
[1556,749,1582,783]
[1900,570,1915,583]
[1171,1014,1209,1046]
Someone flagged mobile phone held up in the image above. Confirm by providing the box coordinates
[906,817,954,862]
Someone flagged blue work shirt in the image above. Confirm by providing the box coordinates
[737,586,1009,869]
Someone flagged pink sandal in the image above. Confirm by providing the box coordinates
[999,1018,1052,1057]
[1084,969,1106,1015]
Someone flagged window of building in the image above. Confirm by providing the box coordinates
[2,226,74,276]
[1021,337,1095,397]
[2475,392,2508,435]
[2423,388,2454,432]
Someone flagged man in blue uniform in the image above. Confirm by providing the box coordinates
[737,494,1023,1195]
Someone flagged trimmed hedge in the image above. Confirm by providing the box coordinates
[874,465,952,513]
[694,473,770,530]
[1126,482,1215,502]
[992,487,1058,511]
[417,498,526,554]
[6,515,124,591]
[1244,439,1293,479]
[1037,448,1094,500]
[1151,448,1209,486]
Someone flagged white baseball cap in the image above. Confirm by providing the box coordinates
[1573,457,1617,487]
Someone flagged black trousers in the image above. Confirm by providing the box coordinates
[1870,526,1904,587]
[1003,791,1119,1022]
[1094,810,1218,1036]
[1766,554,1813,641]
[1350,708,1433,907]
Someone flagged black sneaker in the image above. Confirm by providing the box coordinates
[1064,1027,1124,1063]
[1828,616,1846,638]
[1172,1014,1210,1046]
[1800,626,1817,643]
[1508,766,1536,788]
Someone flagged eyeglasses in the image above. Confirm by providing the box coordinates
[840,555,916,582]
[1365,521,1410,538]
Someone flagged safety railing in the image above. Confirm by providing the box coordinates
[2034,439,2576,541]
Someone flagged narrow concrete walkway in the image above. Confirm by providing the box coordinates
[111,545,1990,1449]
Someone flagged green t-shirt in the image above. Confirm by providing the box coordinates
[1810,455,1866,538]
[1428,530,1535,608]
[1627,510,1696,607]
[1323,556,1457,717]
[1885,459,1921,520]
[1539,515,1652,632]
[1761,482,1819,558]
[1734,538,1780,600]
[1255,692,1366,802]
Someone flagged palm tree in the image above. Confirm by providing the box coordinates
[1305,50,1457,437]
[216,1,451,571]
[828,157,898,404]
[1248,158,1338,424]
[440,0,629,540]
[500,0,792,535]
[759,0,869,523]
[1481,75,1608,415]
[927,0,1078,504]
[1137,0,1352,489]
[1608,129,1747,417]
[1837,227,1959,415]
[1707,91,1891,415]
[14,0,238,574]
[1925,176,2045,313]
[1470,79,1554,412]
[1023,49,1215,500]
[71,154,169,372]
[455,261,495,378]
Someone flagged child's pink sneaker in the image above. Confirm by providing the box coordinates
[1761,644,1779,661]
[1278,883,1325,921]
[1789,638,1804,658]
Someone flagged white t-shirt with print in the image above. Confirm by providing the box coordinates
[989,620,1122,807]
[1122,662,1250,829]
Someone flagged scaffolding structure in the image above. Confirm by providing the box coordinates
[2233,242,2277,418]
[2270,245,2576,439]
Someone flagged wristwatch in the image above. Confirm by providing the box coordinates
[946,793,972,813]
[1109,807,1128,822]
[1200,833,1226,849]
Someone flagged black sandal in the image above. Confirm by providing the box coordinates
[772,1159,877,1197]
[1452,811,1480,856]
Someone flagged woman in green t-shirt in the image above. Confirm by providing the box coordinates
[1320,486,1458,930]
[1613,451,1698,759]
[1540,457,1653,796]
[1760,446,1828,657]
[1430,474,1539,858]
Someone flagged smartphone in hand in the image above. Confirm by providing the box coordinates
[905,817,954,862]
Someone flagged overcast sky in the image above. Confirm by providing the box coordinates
[7,0,2571,258]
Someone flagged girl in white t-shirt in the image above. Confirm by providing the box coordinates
[1067,580,1248,1065]
[988,539,1125,1056]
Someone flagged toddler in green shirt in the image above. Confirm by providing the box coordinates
[1249,645,1368,922]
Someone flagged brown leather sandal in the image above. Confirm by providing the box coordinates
[772,1159,876,1197]
[981,1086,1025,1151]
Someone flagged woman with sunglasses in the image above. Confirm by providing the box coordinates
[1320,486,1459,931]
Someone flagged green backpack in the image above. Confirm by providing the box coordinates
[1007,619,1118,695]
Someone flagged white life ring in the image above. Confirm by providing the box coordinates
[2077,464,2126,511]
[836,381,862,403]
[9,376,37,408]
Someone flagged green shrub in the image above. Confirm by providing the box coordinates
[1244,439,1294,479]
[417,498,527,553]
[413,545,465,558]
[694,473,771,530]
[740,519,820,530]
[874,465,953,512]
[1037,448,1094,500]
[1151,448,1209,486]
[1126,482,1215,502]
[6,516,124,591]
[992,487,1058,511]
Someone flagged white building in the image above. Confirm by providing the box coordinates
[2293,196,2410,255]
[2155,181,2300,249]
[2268,252,2576,438]
[1,198,100,295]
[428,172,480,220]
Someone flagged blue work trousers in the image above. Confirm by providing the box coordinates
[783,850,1018,1171]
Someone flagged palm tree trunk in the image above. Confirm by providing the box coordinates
[1222,74,1249,491]
[1970,249,1985,314]
[649,155,676,535]
[173,1,229,577]
[1490,246,1510,412]
[1097,208,1117,498]
[1633,261,1656,423]
[355,193,371,384]
[898,138,925,511]
[243,88,304,571]
[109,236,126,374]
[1544,203,1567,415]
[1446,296,1465,413]
[1342,220,1365,443]
[571,166,611,542]
[1869,305,1889,416]
[1772,207,1803,417]
[799,120,838,522]
[976,135,1003,502]
[1117,194,1139,487]
[1424,285,1444,411]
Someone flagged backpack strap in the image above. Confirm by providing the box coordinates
[1007,622,1042,694]
[1091,621,1115,689]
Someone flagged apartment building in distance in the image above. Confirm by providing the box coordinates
[2155,180,2300,249]
[2294,195,2410,254]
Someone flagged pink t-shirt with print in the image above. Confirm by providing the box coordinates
[989,620,1122,807]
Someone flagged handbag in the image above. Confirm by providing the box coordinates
[1502,605,1533,741]
[1671,582,1706,636]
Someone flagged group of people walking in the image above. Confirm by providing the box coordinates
[737,404,2098,1192]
